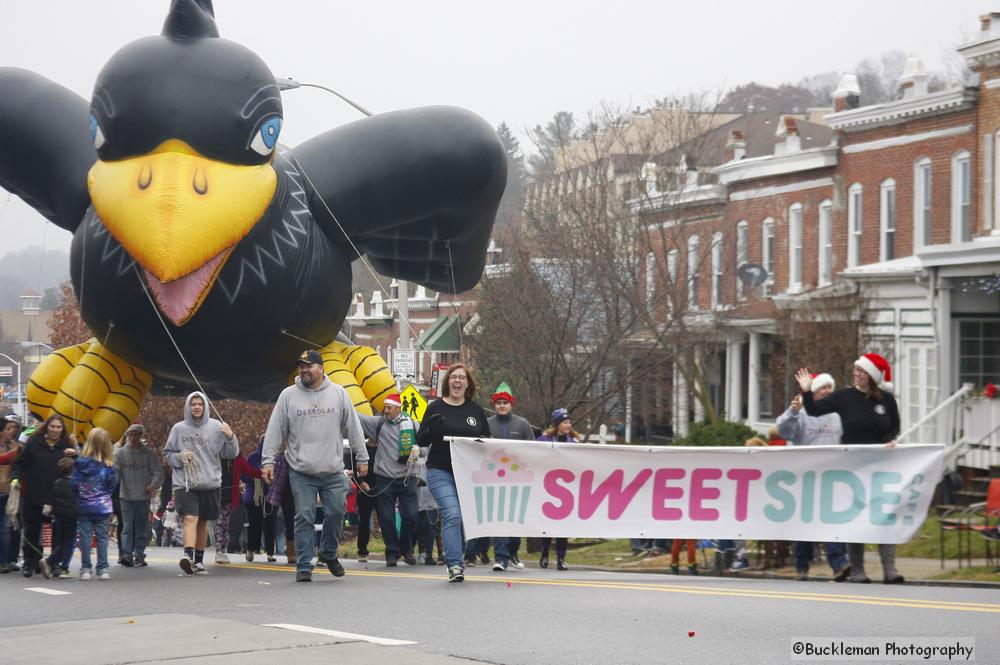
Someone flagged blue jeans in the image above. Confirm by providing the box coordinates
[795,541,847,573]
[426,468,464,568]
[374,475,419,559]
[78,517,110,575]
[288,468,348,573]
[120,499,151,559]
[0,494,9,566]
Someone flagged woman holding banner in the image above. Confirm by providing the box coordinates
[796,353,903,584]
[536,408,580,571]
[417,363,492,583]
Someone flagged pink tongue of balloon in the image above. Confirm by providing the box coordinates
[144,252,226,325]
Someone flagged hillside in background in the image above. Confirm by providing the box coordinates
[0,247,70,309]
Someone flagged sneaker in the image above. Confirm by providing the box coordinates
[795,570,808,581]
[215,552,230,564]
[463,557,477,567]
[357,553,368,563]
[134,558,148,568]
[295,570,312,582]
[326,558,345,577]
[688,565,699,576]
[58,569,73,579]
[266,555,277,563]
[39,559,52,579]
[385,557,398,567]
[847,573,871,584]
[120,555,134,568]
[179,558,194,575]
[556,558,568,571]
[447,565,465,583]
[245,551,254,563]
[729,558,750,572]
[492,560,507,572]
[883,573,905,584]
[509,554,524,569]
[833,563,850,582]
[79,571,92,580]
[193,562,208,575]
[424,557,437,566]
[670,564,680,575]
[401,552,417,566]
[98,572,110,580]
[22,567,33,578]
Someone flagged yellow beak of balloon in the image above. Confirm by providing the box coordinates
[87,140,277,325]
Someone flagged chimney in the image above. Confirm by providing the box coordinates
[370,290,385,317]
[352,292,366,319]
[389,278,399,300]
[724,129,746,161]
[897,57,928,100]
[774,116,801,155]
[981,12,1000,38]
[414,284,428,300]
[832,74,861,112]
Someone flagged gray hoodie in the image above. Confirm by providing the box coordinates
[775,406,843,446]
[262,376,368,476]
[163,392,239,491]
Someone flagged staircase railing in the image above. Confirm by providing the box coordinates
[897,383,973,446]
[954,422,1000,470]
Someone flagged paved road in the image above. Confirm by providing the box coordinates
[1,547,996,664]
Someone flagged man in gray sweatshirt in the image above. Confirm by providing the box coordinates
[113,424,163,567]
[262,350,368,582]
[163,391,239,575]
[357,392,420,567]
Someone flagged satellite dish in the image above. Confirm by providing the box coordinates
[737,263,768,286]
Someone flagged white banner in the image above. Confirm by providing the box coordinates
[450,439,945,544]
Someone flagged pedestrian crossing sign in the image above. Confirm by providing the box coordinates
[399,384,427,422]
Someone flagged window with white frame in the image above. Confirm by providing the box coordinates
[848,183,863,267]
[687,235,699,310]
[880,179,896,261]
[666,249,678,314]
[952,150,971,243]
[711,232,724,309]
[761,218,774,296]
[788,203,803,291]
[736,221,748,300]
[914,157,931,248]
[645,252,655,304]
[818,200,833,286]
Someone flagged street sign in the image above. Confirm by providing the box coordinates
[0,366,12,378]
[429,362,450,398]
[399,384,427,422]
[393,349,416,377]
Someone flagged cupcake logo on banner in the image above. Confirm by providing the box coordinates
[471,449,535,525]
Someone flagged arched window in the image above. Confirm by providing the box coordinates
[818,200,833,286]
[711,232,724,309]
[913,157,932,248]
[687,235,700,310]
[952,150,971,243]
[880,179,896,261]
[761,218,774,296]
[788,203,803,291]
[847,183,863,267]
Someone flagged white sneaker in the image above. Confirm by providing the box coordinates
[98,572,110,580]
[79,571,92,580]
[194,562,208,575]
[215,552,230,564]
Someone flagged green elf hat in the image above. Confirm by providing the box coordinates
[492,382,515,405]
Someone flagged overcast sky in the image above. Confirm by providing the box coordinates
[0,0,992,255]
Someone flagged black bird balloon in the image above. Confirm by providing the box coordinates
[0,0,506,437]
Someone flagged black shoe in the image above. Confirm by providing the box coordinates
[296,570,312,582]
[401,552,417,566]
[386,557,398,567]
[492,560,507,572]
[539,555,549,569]
[120,555,134,568]
[134,558,148,567]
[478,552,491,565]
[557,558,568,571]
[22,567,33,578]
[326,558,345,577]
[883,573,905,584]
[424,557,437,566]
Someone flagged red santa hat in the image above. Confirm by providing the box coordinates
[383,393,402,407]
[855,353,893,392]
[810,372,835,392]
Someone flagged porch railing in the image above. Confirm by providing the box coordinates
[896,383,973,447]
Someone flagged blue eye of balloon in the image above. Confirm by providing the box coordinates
[250,116,281,155]
[89,115,106,150]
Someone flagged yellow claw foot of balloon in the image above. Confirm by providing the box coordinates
[290,341,395,416]
[26,339,152,441]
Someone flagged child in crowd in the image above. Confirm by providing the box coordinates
[42,457,77,579]
[72,428,118,580]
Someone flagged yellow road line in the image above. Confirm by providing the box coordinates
[147,558,1000,614]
